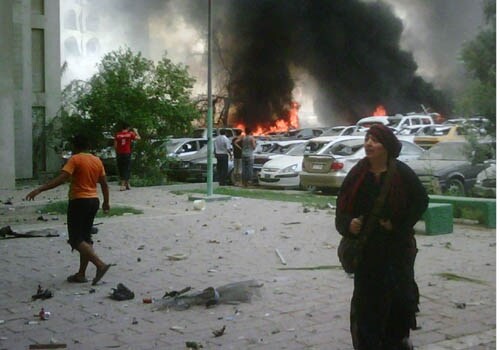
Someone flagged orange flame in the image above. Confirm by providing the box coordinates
[235,102,300,136]
[372,105,387,116]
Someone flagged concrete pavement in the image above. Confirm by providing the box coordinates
[0,183,496,349]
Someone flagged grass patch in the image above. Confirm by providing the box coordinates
[41,200,143,217]
[180,187,336,209]
[435,272,488,285]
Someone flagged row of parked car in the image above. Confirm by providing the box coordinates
[165,119,495,198]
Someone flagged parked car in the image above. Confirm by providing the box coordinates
[405,141,495,196]
[413,124,476,149]
[443,117,491,132]
[352,116,390,135]
[167,143,236,183]
[253,140,307,172]
[258,142,309,189]
[471,161,496,198]
[162,138,208,159]
[282,128,325,140]
[322,125,357,136]
[192,127,242,139]
[300,136,424,193]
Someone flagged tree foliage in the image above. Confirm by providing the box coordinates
[457,0,496,125]
[54,48,201,183]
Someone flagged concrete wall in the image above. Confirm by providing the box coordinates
[1,0,61,187]
[0,0,17,189]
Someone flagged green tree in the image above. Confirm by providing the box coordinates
[56,48,201,184]
[457,0,496,126]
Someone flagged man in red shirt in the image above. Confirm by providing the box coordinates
[26,134,111,285]
[114,122,141,191]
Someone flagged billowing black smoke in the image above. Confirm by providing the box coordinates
[213,0,452,128]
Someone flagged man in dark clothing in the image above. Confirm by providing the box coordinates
[231,129,243,186]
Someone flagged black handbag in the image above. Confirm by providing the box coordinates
[337,160,395,273]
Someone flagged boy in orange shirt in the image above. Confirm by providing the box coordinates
[26,134,111,285]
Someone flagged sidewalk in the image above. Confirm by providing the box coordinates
[0,184,496,349]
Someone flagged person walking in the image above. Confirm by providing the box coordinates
[26,134,112,286]
[240,127,256,187]
[231,129,243,186]
[214,129,233,186]
[335,124,428,350]
[114,122,140,191]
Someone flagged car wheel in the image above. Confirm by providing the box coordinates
[446,178,465,196]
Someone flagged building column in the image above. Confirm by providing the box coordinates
[0,0,16,189]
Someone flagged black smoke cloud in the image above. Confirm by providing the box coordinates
[210,0,452,127]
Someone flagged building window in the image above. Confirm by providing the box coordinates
[86,38,100,55]
[64,10,78,30]
[31,0,44,15]
[64,37,81,56]
[31,29,45,93]
[86,14,99,31]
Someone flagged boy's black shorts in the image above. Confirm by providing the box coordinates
[67,198,99,250]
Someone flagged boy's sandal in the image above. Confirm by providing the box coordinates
[67,274,88,283]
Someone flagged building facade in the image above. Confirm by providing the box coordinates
[0,0,61,189]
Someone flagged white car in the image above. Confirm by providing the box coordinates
[258,143,308,189]
[300,136,424,193]
[164,138,208,159]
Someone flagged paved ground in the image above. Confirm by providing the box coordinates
[0,183,496,350]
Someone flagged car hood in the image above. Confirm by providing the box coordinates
[263,155,303,170]
[405,159,468,176]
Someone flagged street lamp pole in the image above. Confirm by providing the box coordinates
[206,0,213,196]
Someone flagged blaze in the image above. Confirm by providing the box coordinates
[235,101,300,136]
[372,105,387,116]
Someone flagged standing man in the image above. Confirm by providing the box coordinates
[114,122,140,191]
[231,129,243,186]
[214,129,233,186]
[241,127,257,187]
[26,134,112,286]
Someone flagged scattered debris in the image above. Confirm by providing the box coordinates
[32,285,53,300]
[28,344,67,349]
[167,253,188,261]
[436,272,488,285]
[212,325,226,337]
[155,280,262,311]
[278,265,342,271]
[0,226,59,240]
[185,341,203,349]
[38,308,50,320]
[275,248,287,265]
[109,283,135,301]
[169,326,185,334]
[193,200,206,211]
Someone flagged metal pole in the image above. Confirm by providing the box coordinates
[206,0,213,196]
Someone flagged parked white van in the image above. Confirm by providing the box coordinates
[353,114,434,135]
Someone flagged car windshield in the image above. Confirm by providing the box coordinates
[416,126,451,136]
[386,118,402,127]
[304,140,330,154]
[324,128,344,136]
[286,143,307,156]
[324,139,365,156]
[418,142,468,161]
[166,139,186,153]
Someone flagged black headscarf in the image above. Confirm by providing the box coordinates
[366,124,402,159]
